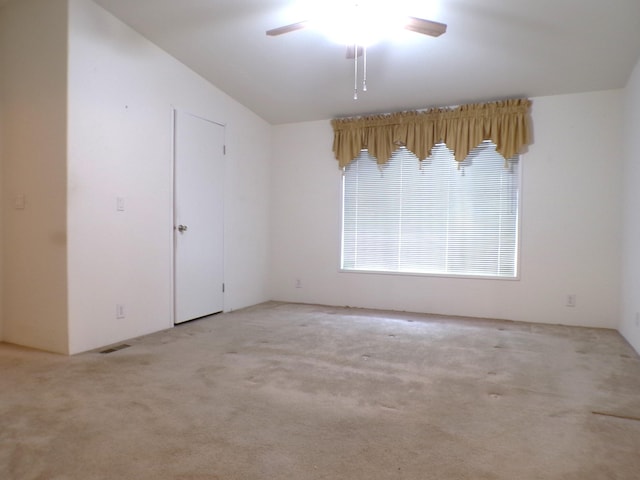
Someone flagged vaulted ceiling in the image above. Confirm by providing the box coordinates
[93,0,640,124]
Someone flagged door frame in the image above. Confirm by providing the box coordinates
[170,107,227,326]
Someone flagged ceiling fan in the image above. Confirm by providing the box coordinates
[266,8,447,99]
[266,16,447,41]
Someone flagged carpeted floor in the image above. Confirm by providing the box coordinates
[1,302,640,479]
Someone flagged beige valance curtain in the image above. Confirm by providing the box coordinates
[331,98,532,169]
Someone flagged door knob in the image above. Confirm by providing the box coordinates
[177,225,188,233]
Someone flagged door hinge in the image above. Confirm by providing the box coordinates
[222,283,225,293]
[223,145,226,155]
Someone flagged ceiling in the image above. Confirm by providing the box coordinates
[92,0,640,125]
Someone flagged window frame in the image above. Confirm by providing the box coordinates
[338,145,524,281]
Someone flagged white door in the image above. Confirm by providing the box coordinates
[174,110,225,324]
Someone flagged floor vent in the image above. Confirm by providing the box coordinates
[100,344,131,354]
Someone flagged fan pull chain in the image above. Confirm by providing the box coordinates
[362,46,367,92]
[353,43,359,100]
[353,45,368,100]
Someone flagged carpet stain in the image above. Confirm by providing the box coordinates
[591,411,640,422]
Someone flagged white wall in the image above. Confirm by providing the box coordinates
[0,0,633,354]
[0,0,69,354]
[620,56,640,353]
[66,0,271,354]
[0,3,5,342]
[270,90,623,328]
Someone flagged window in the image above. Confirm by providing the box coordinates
[341,142,520,278]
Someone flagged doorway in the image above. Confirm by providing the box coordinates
[173,110,225,324]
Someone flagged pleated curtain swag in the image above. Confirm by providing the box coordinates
[331,98,532,168]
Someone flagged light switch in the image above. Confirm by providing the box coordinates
[116,197,125,212]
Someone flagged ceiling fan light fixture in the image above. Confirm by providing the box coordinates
[267,1,446,100]
[309,1,406,46]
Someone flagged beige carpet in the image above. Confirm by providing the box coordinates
[1,302,640,479]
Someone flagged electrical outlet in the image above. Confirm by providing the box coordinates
[566,294,576,307]
[295,278,302,288]
[116,304,125,319]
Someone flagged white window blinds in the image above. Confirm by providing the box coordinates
[341,142,520,278]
